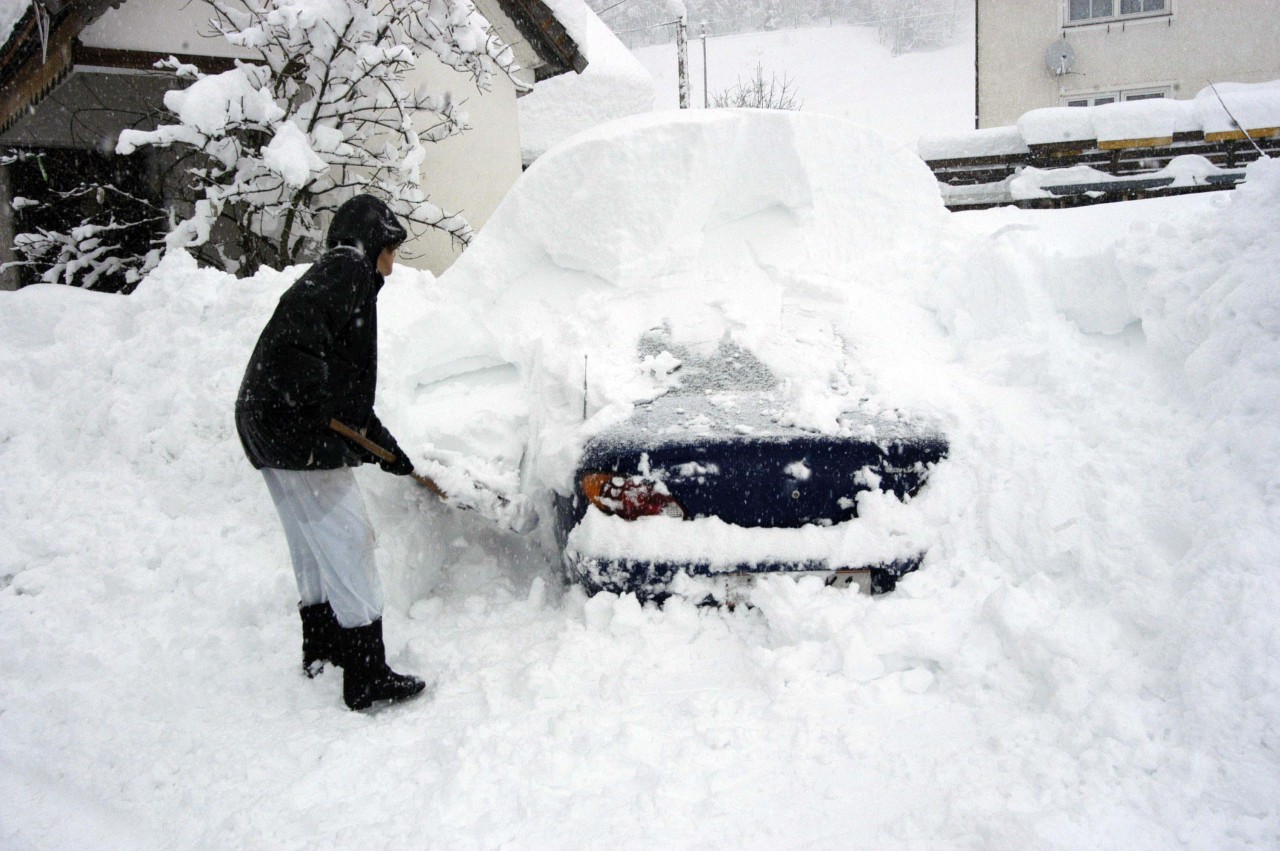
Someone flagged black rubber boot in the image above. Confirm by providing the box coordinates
[341,619,426,711]
[299,602,342,678]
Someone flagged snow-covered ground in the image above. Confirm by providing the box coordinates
[4,3,1280,843]
[633,19,976,149]
[4,98,1280,846]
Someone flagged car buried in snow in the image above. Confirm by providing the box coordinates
[551,331,949,604]
[404,109,954,604]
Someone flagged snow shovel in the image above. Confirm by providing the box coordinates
[329,418,539,534]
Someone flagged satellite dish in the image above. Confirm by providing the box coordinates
[1045,39,1076,76]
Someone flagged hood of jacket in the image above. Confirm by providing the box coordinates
[326,194,409,270]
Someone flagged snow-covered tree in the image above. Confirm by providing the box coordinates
[760,1,784,30]
[116,0,519,274]
[874,0,958,56]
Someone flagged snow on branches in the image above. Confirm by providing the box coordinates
[5,183,166,291]
[116,0,519,273]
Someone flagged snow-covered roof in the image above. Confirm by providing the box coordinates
[475,0,587,83]
[922,79,1280,160]
[0,0,30,49]
[515,0,654,165]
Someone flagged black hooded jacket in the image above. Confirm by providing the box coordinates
[235,195,409,471]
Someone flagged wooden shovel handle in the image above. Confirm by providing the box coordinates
[328,418,447,499]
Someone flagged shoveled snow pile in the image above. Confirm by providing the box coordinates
[2,108,1279,848]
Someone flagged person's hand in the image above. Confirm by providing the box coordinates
[380,453,415,476]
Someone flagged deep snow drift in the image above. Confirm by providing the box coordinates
[2,110,1279,848]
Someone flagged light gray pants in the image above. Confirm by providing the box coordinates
[261,466,384,628]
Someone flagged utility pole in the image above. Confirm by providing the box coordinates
[676,14,690,108]
[701,22,709,108]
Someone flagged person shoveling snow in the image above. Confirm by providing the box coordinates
[234,194,429,711]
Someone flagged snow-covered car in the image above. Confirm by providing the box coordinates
[554,332,948,602]
[391,109,954,602]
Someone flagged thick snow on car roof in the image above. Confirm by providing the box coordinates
[422,109,949,489]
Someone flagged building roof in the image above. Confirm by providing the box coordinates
[484,0,589,82]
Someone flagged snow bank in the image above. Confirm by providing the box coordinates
[516,0,655,164]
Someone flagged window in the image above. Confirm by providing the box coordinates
[1068,0,1168,24]
[1120,0,1165,13]
[1069,0,1114,21]
[1066,94,1117,107]
[1063,88,1168,107]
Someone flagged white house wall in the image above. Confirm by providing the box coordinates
[80,0,253,58]
[403,58,523,276]
[978,0,1280,128]
[81,0,525,275]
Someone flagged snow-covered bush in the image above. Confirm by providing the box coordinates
[116,0,518,274]
[710,64,801,109]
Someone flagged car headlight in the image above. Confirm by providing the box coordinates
[580,472,686,521]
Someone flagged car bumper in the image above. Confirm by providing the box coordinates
[563,550,924,603]
[561,505,933,601]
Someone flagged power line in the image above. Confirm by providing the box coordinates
[595,0,634,16]
[614,18,682,36]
